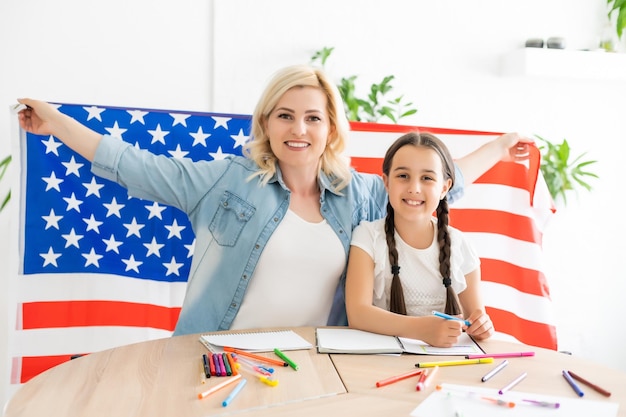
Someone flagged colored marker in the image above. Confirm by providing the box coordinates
[222,353,232,376]
[567,370,611,397]
[376,369,423,388]
[417,365,439,391]
[222,378,247,407]
[273,348,298,370]
[467,352,535,359]
[562,370,584,397]
[202,354,211,379]
[498,372,527,394]
[432,310,471,326]
[198,374,242,400]
[522,399,561,408]
[224,347,288,367]
[481,360,508,382]
[416,357,493,368]
[415,368,429,391]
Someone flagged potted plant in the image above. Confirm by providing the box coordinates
[535,135,599,205]
[0,155,10,212]
[607,0,626,40]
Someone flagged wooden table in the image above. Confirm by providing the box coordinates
[4,328,624,416]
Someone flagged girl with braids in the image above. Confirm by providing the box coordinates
[345,132,494,348]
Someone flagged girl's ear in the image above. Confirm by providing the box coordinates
[440,178,453,200]
[382,173,390,191]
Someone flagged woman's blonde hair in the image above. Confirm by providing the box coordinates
[243,65,352,192]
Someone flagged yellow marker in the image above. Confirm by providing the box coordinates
[258,376,279,387]
[415,357,494,368]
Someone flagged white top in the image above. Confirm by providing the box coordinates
[350,218,480,317]
[230,210,344,329]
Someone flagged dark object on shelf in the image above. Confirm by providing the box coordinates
[525,38,544,48]
[547,37,566,49]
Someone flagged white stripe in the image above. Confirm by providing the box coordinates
[346,130,498,159]
[482,281,556,326]
[453,183,553,234]
[10,326,173,357]
[464,232,544,271]
[16,273,186,307]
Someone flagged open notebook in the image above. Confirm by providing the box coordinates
[200,330,313,352]
[316,328,483,355]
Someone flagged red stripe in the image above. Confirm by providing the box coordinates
[17,354,81,383]
[350,121,501,136]
[450,208,543,244]
[487,307,557,350]
[351,156,383,175]
[480,258,551,298]
[21,301,180,331]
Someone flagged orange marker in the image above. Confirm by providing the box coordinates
[223,347,287,367]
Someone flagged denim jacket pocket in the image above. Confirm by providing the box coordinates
[209,191,255,246]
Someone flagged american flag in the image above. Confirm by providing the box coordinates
[11,103,556,387]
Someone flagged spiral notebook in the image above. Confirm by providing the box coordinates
[316,328,483,355]
[199,330,313,352]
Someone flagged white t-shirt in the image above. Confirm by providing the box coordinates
[230,209,344,330]
[350,217,480,317]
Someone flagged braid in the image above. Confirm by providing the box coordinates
[385,203,407,315]
[437,197,462,315]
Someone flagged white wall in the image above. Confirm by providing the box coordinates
[2,0,625,407]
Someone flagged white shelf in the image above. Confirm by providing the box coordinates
[501,48,626,81]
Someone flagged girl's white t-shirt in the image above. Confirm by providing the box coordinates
[350,217,480,317]
[230,209,344,330]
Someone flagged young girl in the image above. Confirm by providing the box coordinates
[345,132,494,347]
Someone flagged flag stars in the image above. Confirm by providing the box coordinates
[83,177,105,198]
[82,248,103,267]
[170,113,190,127]
[63,192,83,213]
[61,228,84,249]
[42,208,63,230]
[145,201,167,220]
[42,171,63,192]
[122,254,143,273]
[190,126,211,147]
[184,238,195,258]
[230,129,249,148]
[40,247,62,267]
[105,121,128,139]
[212,116,231,130]
[148,124,169,145]
[62,156,84,177]
[163,256,184,276]
[83,214,103,233]
[103,197,125,218]
[42,135,62,156]
[164,219,186,239]
[123,217,145,238]
[168,144,189,159]
[209,146,229,161]
[83,105,105,121]
[102,234,123,254]
[144,237,164,257]
[128,109,149,124]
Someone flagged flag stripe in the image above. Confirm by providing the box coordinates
[21,301,180,330]
[450,208,542,244]
[480,258,551,298]
[487,307,557,350]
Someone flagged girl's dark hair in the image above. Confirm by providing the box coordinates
[382,131,462,316]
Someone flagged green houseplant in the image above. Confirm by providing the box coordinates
[607,0,626,40]
[0,155,10,212]
[310,47,417,124]
[536,135,599,205]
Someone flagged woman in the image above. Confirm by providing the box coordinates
[17,64,531,335]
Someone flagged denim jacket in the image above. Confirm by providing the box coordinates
[92,135,464,335]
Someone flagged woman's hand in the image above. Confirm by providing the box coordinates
[16,98,62,137]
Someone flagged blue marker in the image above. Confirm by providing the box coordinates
[222,378,248,407]
[432,310,471,327]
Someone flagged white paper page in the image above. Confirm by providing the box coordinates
[200,330,313,352]
[410,383,619,417]
[399,332,483,355]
